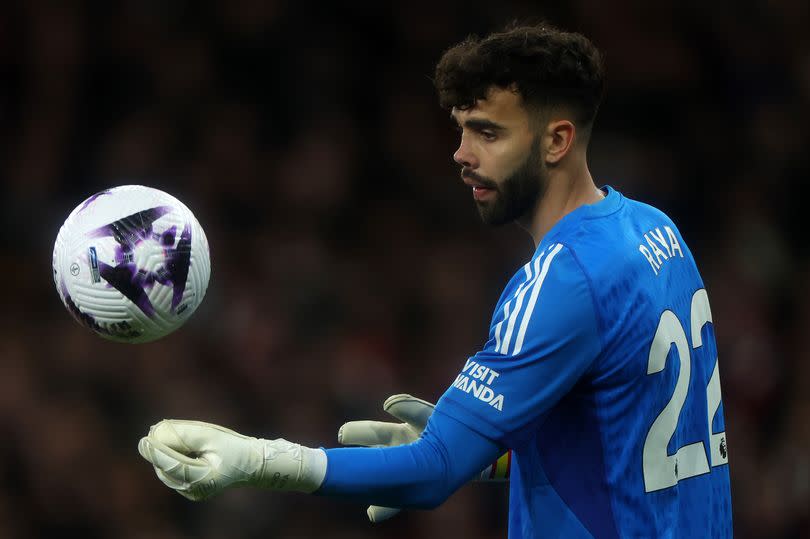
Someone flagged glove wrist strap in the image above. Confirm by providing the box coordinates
[254,439,327,493]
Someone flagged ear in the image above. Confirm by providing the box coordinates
[542,120,576,165]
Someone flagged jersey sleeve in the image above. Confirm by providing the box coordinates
[435,243,602,447]
[319,408,502,509]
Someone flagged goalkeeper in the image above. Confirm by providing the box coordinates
[139,23,733,538]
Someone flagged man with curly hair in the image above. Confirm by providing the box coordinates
[139,24,733,538]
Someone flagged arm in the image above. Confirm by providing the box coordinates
[137,406,501,508]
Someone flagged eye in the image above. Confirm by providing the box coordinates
[481,130,497,142]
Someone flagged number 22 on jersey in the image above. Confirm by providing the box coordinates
[643,289,728,493]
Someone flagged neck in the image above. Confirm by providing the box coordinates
[518,158,603,248]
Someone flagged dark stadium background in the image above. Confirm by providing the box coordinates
[1,1,808,538]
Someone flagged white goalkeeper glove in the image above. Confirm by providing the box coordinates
[137,420,327,501]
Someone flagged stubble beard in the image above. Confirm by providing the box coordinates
[474,143,547,226]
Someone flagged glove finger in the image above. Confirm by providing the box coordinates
[138,436,154,464]
[151,452,212,491]
[175,488,201,501]
[141,435,211,486]
[141,437,212,500]
[171,476,215,502]
[155,461,214,497]
[367,505,402,523]
[139,437,183,474]
[155,467,188,491]
[383,394,434,430]
[338,421,398,447]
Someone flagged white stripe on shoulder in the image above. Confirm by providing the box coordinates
[494,261,533,353]
[511,243,564,355]
[494,301,509,352]
[498,249,549,354]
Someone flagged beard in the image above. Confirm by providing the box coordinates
[464,142,547,226]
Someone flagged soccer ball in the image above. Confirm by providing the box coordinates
[52,185,211,343]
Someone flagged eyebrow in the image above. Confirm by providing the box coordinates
[450,115,506,132]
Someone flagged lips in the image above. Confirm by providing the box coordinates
[462,175,495,201]
[472,185,494,200]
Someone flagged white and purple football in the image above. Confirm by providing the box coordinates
[52,185,211,343]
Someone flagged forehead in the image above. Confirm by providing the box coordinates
[450,87,529,126]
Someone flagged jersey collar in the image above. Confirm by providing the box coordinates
[536,185,624,249]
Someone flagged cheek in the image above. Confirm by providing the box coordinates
[487,143,531,179]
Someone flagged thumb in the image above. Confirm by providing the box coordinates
[338,420,400,447]
[382,394,434,431]
[138,434,197,469]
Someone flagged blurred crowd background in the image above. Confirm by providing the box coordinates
[1,1,809,538]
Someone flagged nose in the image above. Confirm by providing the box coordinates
[453,138,478,169]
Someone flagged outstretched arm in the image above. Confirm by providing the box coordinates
[138,405,502,509]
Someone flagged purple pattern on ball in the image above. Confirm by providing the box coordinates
[166,223,192,311]
[77,189,112,214]
[87,205,173,241]
[98,262,156,317]
[85,205,192,318]
[159,225,177,247]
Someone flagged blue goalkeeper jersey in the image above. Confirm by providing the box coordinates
[436,186,732,538]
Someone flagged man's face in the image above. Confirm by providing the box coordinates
[451,88,547,226]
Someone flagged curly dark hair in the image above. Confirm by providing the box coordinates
[434,23,605,133]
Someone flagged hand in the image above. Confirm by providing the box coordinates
[138,419,324,501]
[338,394,434,522]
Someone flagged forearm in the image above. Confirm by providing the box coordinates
[317,410,501,509]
